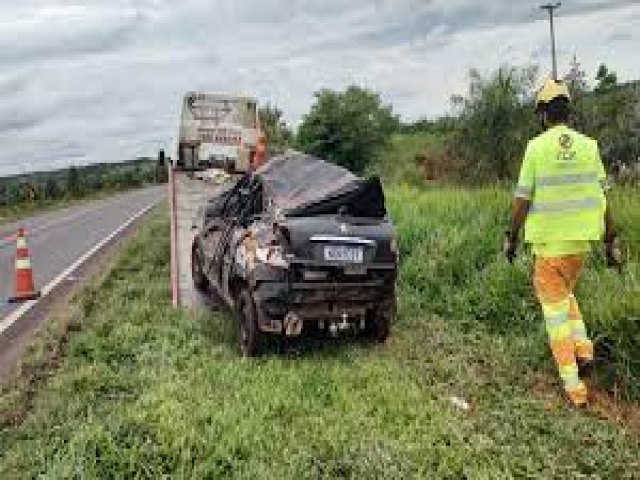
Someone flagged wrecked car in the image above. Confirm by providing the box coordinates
[191,152,398,355]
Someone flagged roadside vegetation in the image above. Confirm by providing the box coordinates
[0,156,168,223]
[1,208,638,477]
[285,63,640,185]
[443,64,640,184]
[389,182,640,398]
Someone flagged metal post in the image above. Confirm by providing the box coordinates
[540,3,561,80]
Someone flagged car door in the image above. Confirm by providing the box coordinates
[199,192,234,290]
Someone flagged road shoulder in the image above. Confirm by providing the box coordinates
[0,205,158,387]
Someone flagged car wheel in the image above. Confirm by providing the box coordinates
[224,158,235,174]
[237,289,262,357]
[191,244,209,291]
[367,294,396,343]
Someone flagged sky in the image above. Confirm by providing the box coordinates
[0,0,639,175]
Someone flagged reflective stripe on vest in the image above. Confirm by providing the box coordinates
[529,197,602,214]
[545,310,569,327]
[514,186,532,198]
[536,172,599,187]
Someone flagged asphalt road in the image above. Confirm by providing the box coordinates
[0,186,164,319]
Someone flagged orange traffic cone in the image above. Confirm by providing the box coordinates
[9,228,40,303]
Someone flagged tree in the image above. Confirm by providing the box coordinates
[574,64,639,170]
[6,183,22,206]
[448,66,538,182]
[296,86,399,173]
[595,64,618,93]
[258,105,293,151]
[564,55,591,132]
[564,54,588,97]
[66,166,82,198]
[44,177,61,200]
[0,183,7,206]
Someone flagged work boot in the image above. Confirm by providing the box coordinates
[577,357,595,379]
[565,391,588,409]
[564,382,588,409]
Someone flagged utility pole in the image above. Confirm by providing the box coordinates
[540,2,561,80]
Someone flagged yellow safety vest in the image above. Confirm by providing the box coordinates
[515,125,607,244]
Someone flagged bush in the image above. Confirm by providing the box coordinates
[572,80,640,174]
[447,66,538,183]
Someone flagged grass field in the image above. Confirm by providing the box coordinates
[391,185,640,397]
[1,188,638,477]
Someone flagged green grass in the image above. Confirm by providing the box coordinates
[389,185,640,396]
[1,197,639,478]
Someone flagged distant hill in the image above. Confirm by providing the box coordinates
[0,157,167,210]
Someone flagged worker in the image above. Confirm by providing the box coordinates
[504,78,621,407]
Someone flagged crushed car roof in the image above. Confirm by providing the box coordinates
[255,152,361,212]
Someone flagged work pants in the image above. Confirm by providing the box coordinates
[533,255,594,406]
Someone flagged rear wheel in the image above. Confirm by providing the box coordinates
[191,244,209,291]
[224,157,236,174]
[237,290,262,357]
[367,294,396,343]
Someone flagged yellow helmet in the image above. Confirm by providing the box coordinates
[536,79,571,108]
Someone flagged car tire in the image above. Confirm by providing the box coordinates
[367,294,396,343]
[191,243,209,291]
[224,158,235,174]
[237,289,262,357]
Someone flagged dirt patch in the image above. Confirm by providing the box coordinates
[529,371,640,435]
[588,387,640,435]
[1,316,75,428]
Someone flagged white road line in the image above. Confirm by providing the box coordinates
[0,202,157,336]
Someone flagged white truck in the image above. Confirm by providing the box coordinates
[176,92,262,172]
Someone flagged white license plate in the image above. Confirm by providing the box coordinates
[324,245,364,263]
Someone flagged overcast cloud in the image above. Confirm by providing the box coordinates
[0,0,638,175]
